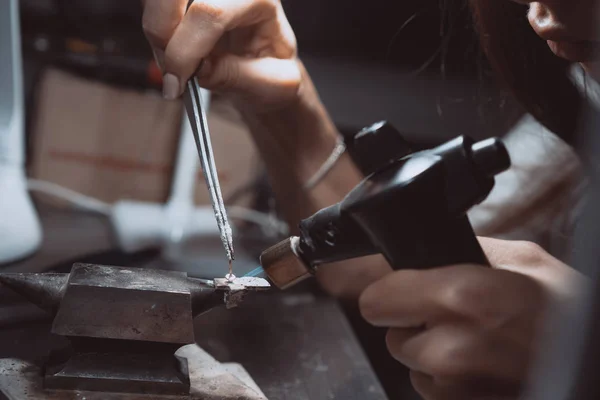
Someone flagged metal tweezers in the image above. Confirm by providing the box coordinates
[183,78,235,262]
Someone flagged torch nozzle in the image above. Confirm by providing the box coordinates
[259,237,313,290]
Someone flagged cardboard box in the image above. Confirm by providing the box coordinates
[30,68,260,208]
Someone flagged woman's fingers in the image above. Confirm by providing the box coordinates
[358,239,585,399]
[478,237,549,268]
[360,264,545,329]
[410,371,466,400]
[163,0,282,95]
[142,0,300,107]
[359,265,498,328]
[478,237,588,303]
[196,55,301,106]
[410,370,519,400]
[386,326,528,385]
[359,268,442,328]
[409,371,501,400]
[142,0,187,48]
[360,260,548,399]
[142,0,188,68]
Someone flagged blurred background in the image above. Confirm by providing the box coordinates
[0,1,527,399]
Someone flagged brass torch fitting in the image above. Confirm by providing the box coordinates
[259,237,312,290]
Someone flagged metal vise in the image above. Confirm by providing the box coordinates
[0,263,269,396]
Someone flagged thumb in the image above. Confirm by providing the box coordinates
[196,55,302,108]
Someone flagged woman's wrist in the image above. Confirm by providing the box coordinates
[237,60,347,184]
[236,59,363,225]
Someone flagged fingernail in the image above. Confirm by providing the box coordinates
[162,73,180,100]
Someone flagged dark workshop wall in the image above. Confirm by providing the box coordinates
[21,0,453,71]
[19,0,523,142]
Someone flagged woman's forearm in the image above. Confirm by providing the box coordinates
[238,61,363,228]
[238,61,391,299]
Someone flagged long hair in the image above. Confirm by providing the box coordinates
[468,1,587,147]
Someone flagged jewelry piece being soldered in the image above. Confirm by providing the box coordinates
[183,77,235,270]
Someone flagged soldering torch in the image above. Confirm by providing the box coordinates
[253,122,511,289]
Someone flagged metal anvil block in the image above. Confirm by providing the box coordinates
[53,264,197,344]
[0,263,270,397]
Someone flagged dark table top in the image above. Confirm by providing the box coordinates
[0,204,388,400]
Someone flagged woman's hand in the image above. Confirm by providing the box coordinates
[142,0,301,111]
[359,238,587,399]
[141,1,363,234]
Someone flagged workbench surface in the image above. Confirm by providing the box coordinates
[0,205,388,400]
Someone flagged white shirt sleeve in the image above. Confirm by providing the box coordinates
[468,114,585,262]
